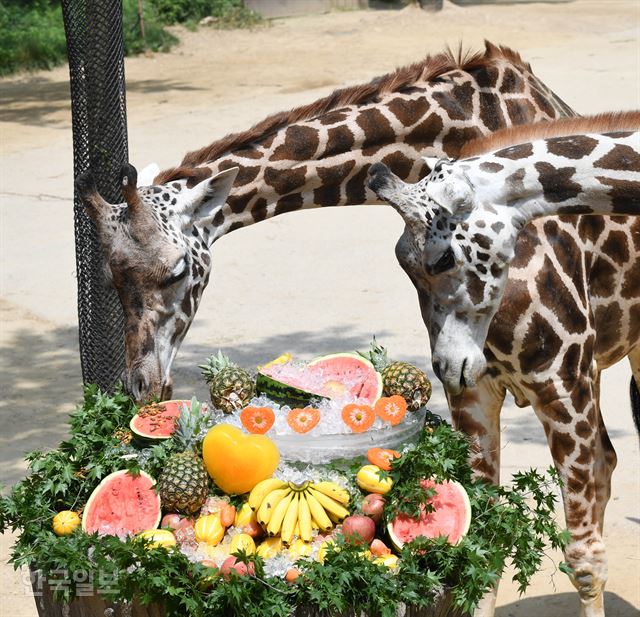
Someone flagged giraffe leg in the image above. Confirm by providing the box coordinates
[591,372,617,534]
[533,389,607,617]
[448,380,505,617]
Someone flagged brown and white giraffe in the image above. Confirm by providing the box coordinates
[78,42,573,402]
[368,112,640,617]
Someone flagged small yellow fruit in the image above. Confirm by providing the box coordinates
[373,554,399,569]
[52,511,81,536]
[137,529,177,549]
[356,465,394,494]
[229,533,256,555]
[256,536,284,559]
[288,538,313,559]
[234,503,257,528]
[195,514,225,546]
[261,353,293,370]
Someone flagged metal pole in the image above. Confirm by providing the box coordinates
[61,0,128,391]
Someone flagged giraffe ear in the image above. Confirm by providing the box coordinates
[138,162,160,187]
[186,166,239,227]
[424,171,474,216]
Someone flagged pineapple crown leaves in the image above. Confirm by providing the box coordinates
[199,350,237,383]
[173,397,211,453]
[358,336,390,372]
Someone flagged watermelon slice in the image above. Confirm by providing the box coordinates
[82,470,162,536]
[129,400,190,441]
[257,353,382,405]
[308,353,383,404]
[387,480,471,549]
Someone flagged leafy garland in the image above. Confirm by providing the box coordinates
[0,386,569,617]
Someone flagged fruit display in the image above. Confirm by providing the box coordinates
[364,338,432,411]
[200,351,256,413]
[3,376,566,616]
[81,470,162,536]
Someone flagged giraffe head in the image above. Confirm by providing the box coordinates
[77,163,238,401]
[368,160,526,395]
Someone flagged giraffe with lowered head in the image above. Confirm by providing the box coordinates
[368,111,640,617]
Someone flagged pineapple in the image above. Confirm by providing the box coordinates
[158,399,210,514]
[364,338,432,412]
[199,351,255,414]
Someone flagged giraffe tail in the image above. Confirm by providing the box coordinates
[631,376,640,437]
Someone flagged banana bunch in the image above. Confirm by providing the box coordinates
[248,478,351,544]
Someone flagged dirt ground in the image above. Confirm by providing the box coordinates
[1,0,639,615]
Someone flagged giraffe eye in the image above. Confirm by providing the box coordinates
[162,258,188,287]
[426,247,455,275]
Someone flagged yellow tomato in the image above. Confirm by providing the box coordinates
[202,424,280,494]
[287,538,313,559]
[234,502,256,528]
[374,554,400,569]
[356,464,394,494]
[195,514,225,546]
[52,511,81,536]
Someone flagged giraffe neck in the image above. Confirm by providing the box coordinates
[192,64,571,243]
[458,130,640,222]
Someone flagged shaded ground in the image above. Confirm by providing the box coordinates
[1,1,639,614]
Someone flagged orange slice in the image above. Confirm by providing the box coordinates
[341,403,375,433]
[286,407,321,434]
[374,396,407,426]
[367,447,401,471]
[240,406,275,435]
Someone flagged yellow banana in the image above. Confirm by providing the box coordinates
[249,478,286,511]
[294,521,300,539]
[304,491,333,532]
[280,493,300,544]
[312,481,350,506]
[257,488,290,527]
[297,492,313,542]
[267,489,294,536]
[308,488,350,521]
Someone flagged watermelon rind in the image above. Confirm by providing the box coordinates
[82,470,162,536]
[129,399,189,441]
[255,372,328,405]
[308,352,383,403]
[387,480,471,550]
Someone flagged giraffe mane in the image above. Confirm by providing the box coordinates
[154,41,530,185]
[460,110,640,158]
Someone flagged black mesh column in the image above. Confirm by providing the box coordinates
[61,0,128,390]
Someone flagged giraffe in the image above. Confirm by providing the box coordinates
[367,112,640,617]
[78,42,574,403]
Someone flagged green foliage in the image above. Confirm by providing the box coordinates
[0,0,67,76]
[1,387,568,616]
[150,0,262,28]
[0,0,260,77]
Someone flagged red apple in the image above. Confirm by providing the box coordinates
[362,493,385,523]
[342,515,376,546]
[220,556,255,579]
[176,517,195,531]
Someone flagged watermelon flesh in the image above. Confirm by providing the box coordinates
[388,480,471,548]
[258,353,382,405]
[129,399,190,440]
[82,470,161,537]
